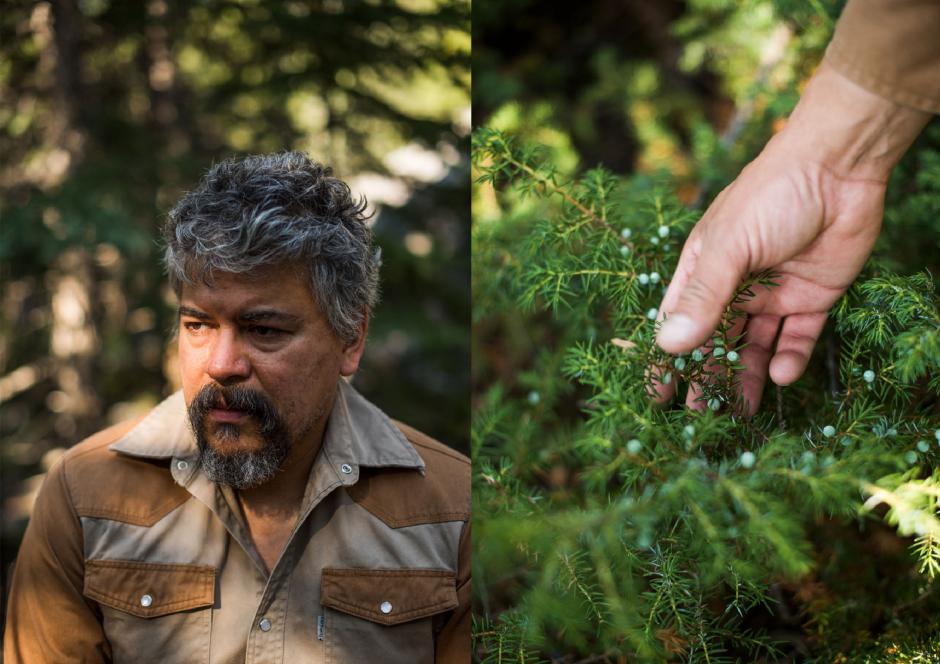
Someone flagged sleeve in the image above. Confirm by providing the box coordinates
[435,520,471,664]
[824,0,940,113]
[3,457,112,663]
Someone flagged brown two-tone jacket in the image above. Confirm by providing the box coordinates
[3,380,470,663]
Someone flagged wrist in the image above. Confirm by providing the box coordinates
[773,60,930,182]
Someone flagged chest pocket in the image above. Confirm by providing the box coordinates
[83,559,216,664]
[320,568,458,664]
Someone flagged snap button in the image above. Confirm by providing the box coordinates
[176,460,189,471]
[140,594,153,608]
[380,601,392,614]
[340,463,353,474]
[259,617,271,632]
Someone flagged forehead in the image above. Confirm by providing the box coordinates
[179,265,317,317]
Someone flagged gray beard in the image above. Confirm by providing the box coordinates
[194,422,291,490]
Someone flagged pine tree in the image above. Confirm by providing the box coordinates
[471,122,940,661]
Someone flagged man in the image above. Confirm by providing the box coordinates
[3,153,470,663]
[651,0,939,413]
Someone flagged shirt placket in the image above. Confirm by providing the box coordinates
[172,458,278,663]
[245,553,292,664]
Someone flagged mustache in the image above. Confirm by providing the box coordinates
[189,384,280,434]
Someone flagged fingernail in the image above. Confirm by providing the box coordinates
[656,313,696,350]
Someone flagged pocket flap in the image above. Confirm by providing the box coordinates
[84,559,215,618]
[321,568,458,626]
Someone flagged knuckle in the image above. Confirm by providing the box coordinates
[780,331,818,350]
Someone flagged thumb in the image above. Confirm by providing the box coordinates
[656,235,745,354]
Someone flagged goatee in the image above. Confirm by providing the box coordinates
[187,384,292,489]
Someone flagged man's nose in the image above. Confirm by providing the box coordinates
[206,328,251,383]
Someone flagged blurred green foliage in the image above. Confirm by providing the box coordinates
[0,0,469,605]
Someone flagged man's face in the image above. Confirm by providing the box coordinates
[177,265,366,488]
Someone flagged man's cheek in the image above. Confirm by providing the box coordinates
[177,349,204,402]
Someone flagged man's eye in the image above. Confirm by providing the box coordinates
[250,326,284,338]
[183,321,210,333]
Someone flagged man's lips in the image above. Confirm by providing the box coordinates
[209,407,249,423]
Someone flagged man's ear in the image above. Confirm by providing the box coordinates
[340,315,369,377]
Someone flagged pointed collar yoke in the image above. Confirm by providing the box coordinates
[109,380,426,476]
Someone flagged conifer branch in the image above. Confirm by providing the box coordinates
[473,129,630,245]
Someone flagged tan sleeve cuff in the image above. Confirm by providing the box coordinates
[824,0,940,114]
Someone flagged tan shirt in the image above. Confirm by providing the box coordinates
[826,0,940,113]
[4,381,470,663]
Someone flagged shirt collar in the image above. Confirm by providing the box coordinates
[109,390,195,459]
[322,380,426,474]
[109,380,426,476]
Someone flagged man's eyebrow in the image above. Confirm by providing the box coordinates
[178,306,212,320]
[237,310,302,326]
[178,306,302,326]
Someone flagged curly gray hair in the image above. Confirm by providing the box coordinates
[163,152,380,343]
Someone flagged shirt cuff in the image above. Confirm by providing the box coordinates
[824,0,940,114]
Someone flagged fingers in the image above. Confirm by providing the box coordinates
[660,311,819,414]
[675,313,779,416]
[656,229,747,355]
[684,311,748,412]
[655,235,697,325]
[649,239,698,407]
[684,372,706,412]
[769,313,827,386]
[647,365,675,405]
[736,314,781,415]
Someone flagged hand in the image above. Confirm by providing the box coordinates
[652,61,930,414]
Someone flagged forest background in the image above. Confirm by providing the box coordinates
[474,0,940,661]
[0,0,470,621]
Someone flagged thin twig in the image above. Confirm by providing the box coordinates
[497,140,629,245]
